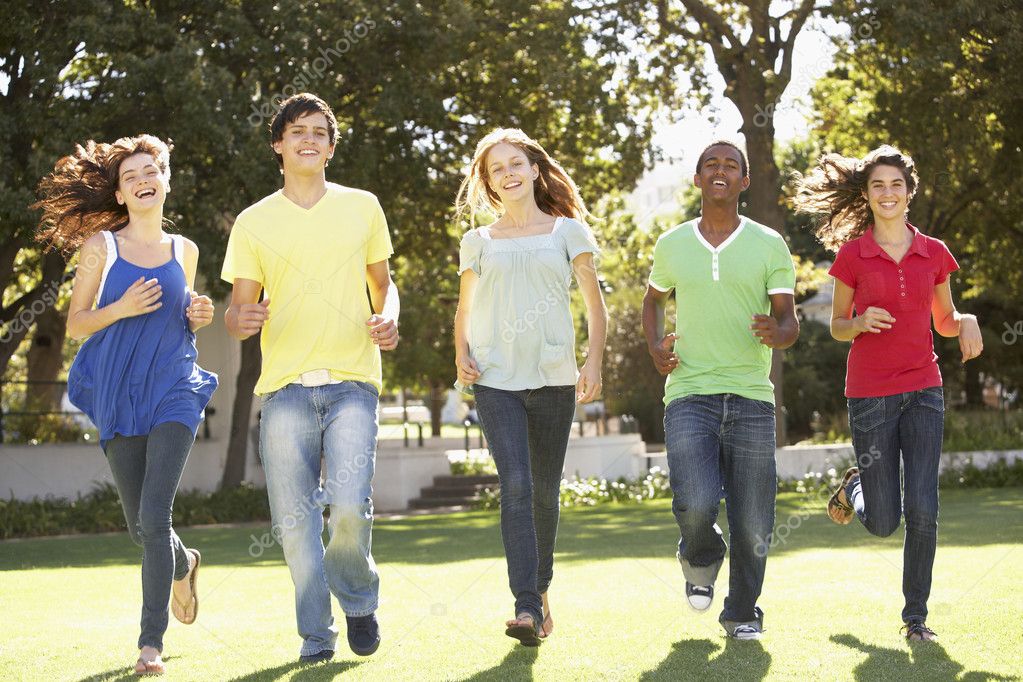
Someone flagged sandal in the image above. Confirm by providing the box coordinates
[902,620,938,642]
[827,467,859,525]
[538,611,554,639]
[505,613,542,647]
[134,651,165,676]
[172,548,201,625]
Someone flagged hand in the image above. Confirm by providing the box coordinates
[367,314,398,351]
[649,333,679,376]
[186,292,214,331]
[751,314,781,347]
[455,353,481,387]
[853,307,895,334]
[236,298,271,337]
[959,314,983,362]
[576,361,602,403]
[115,276,162,318]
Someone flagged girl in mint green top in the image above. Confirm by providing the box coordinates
[457,216,599,391]
[453,128,608,646]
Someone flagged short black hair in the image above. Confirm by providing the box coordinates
[270,93,340,168]
[696,140,748,177]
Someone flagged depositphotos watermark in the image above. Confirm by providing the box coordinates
[247,18,377,128]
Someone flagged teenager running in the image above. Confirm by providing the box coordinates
[454,128,607,646]
[35,134,217,675]
[643,140,798,640]
[795,145,982,641]
[223,93,398,662]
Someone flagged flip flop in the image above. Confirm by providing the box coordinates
[538,612,553,639]
[134,654,165,676]
[505,613,542,647]
[827,467,858,525]
[172,548,201,625]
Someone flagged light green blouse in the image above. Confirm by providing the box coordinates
[457,217,599,393]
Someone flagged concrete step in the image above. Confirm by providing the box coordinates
[432,474,499,488]
[408,495,481,509]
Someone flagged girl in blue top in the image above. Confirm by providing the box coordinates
[454,129,607,646]
[34,134,218,676]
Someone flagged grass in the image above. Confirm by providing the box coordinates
[1,488,1020,681]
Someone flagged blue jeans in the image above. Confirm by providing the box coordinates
[104,421,195,651]
[664,393,777,623]
[845,386,944,622]
[259,381,380,657]
[473,384,576,625]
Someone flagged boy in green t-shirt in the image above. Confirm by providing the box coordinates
[222,93,399,662]
[643,141,798,640]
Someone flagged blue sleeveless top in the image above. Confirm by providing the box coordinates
[68,231,218,447]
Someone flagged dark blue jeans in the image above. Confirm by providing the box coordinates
[664,393,777,623]
[104,421,195,651]
[845,386,944,622]
[474,384,577,625]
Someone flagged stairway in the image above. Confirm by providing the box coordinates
[408,474,500,510]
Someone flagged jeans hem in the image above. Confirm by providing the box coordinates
[299,638,339,657]
[342,604,378,618]
[677,554,722,587]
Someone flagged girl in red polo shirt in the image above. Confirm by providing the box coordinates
[795,145,983,641]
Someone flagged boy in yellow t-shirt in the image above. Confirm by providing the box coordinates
[222,93,399,662]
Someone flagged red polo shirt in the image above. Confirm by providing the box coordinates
[828,223,959,398]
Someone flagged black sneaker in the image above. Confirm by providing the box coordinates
[298,649,334,664]
[720,607,765,640]
[686,582,714,612]
[347,613,381,656]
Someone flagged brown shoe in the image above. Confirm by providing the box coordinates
[827,468,859,525]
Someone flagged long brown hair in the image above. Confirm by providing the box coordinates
[33,134,173,255]
[792,145,919,251]
[454,128,589,227]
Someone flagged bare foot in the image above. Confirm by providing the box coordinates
[171,549,197,623]
[539,592,553,638]
[135,646,165,675]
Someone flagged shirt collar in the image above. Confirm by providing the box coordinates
[859,223,930,259]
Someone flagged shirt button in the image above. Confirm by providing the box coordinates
[901,292,906,297]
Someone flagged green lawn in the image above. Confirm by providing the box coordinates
[1,489,1020,681]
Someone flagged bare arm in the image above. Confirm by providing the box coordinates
[366,259,399,351]
[642,284,679,375]
[66,233,162,341]
[454,269,481,386]
[830,278,894,342]
[931,278,982,361]
[224,278,268,340]
[573,252,608,402]
[751,293,800,349]
[181,238,214,332]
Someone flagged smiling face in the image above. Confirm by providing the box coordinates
[115,153,169,212]
[864,164,910,222]
[694,144,750,204]
[484,142,538,205]
[272,111,335,176]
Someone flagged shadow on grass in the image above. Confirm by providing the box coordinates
[226,658,360,681]
[3,488,1021,571]
[639,638,770,681]
[462,645,539,681]
[78,655,180,682]
[830,633,1020,681]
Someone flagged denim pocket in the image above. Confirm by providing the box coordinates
[260,386,286,406]
[916,386,944,413]
[849,396,885,432]
[351,380,380,398]
[748,398,776,416]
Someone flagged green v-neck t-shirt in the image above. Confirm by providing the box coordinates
[648,217,796,406]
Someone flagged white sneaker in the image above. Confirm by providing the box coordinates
[686,582,714,611]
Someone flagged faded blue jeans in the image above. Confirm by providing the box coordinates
[473,384,577,626]
[104,421,195,651]
[845,386,944,622]
[664,393,777,623]
[259,381,380,657]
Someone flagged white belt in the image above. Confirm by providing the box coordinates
[291,369,343,387]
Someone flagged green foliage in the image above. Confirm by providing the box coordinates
[943,410,1023,452]
[448,451,497,477]
[0,482,270,540]
[1,412,91,444]
[782,320,850,442]
[939,457,1023,488]
[474,467,674,510]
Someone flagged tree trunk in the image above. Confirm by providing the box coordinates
[964,360,983,408]
[220,334,262,489]
[429,381,445,437]
[25,305,67,411]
